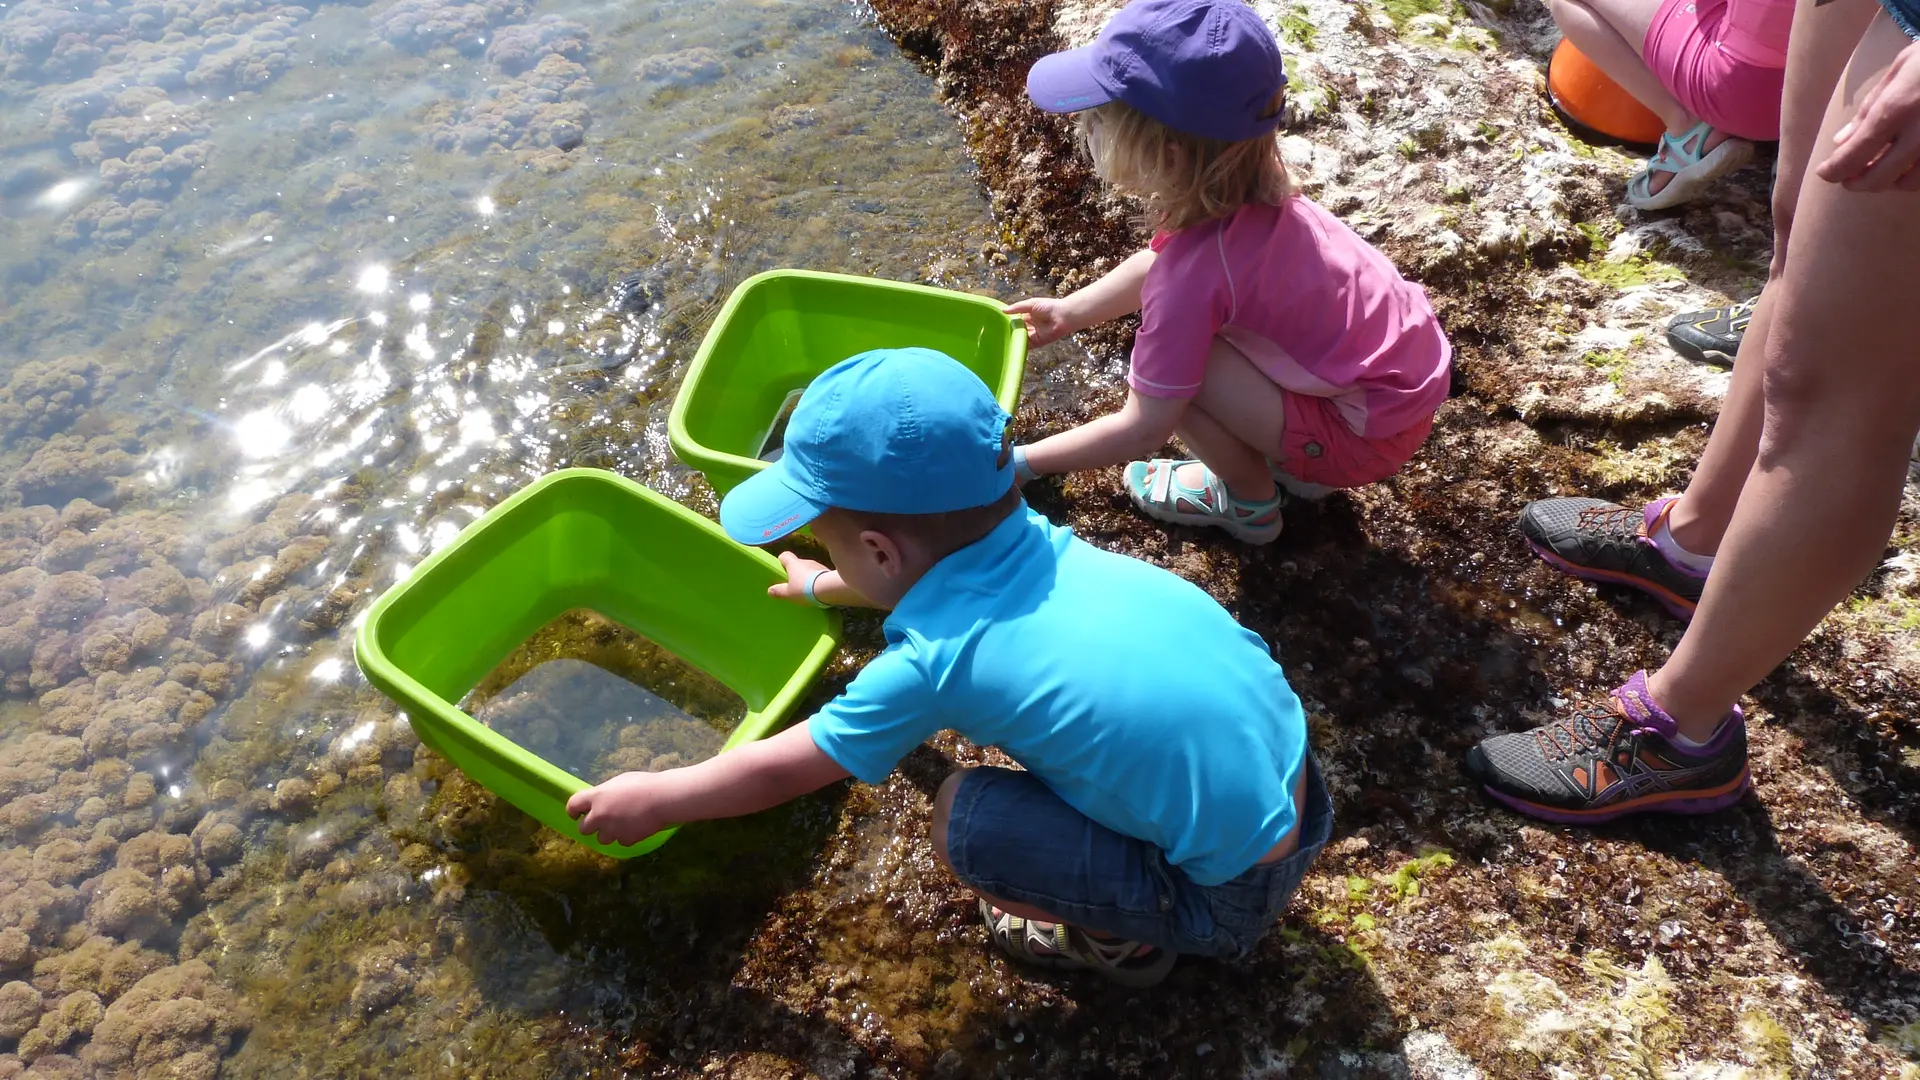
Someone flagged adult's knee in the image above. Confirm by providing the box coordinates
[930,768,971,872]
[1757,334,1918,464]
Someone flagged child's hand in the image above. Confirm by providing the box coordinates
[768,550,832,605]
[567,772,669,846]
[1004,297,1078,347]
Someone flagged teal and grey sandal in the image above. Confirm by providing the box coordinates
[1625,122,1753,211]
[979,900,1177,988]
[1124,458,1284,544]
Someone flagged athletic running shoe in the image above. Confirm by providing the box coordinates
[1463,671,1752,824]
[1666,299,1754,366]
[1518,496,1705,620]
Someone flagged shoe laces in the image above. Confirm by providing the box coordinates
[1533,697,1633,762]
[1572,503,1646,539]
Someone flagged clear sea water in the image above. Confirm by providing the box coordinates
[0,0,1055,1070]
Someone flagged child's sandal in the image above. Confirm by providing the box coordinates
[1625,122,1754,211]
[1124,458,1284,544]
[978,900,1177,988]
[980,900,1079,971]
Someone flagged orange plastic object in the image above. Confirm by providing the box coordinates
[1547,38,1665,149]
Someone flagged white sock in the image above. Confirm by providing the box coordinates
[1668,718,1721,751]
[1650,515,1715,575]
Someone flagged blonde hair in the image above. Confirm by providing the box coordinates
[1076,96,1294,233]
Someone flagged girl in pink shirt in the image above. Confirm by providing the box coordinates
[1549,0,1794,208]
[1009,0,1451,545]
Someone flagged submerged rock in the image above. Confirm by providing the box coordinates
[0,982,43,1040]
[79,961,247,1078]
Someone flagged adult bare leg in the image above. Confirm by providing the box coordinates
[1470,11,1920,822]
[1666,0,1884,555]
[1649,9,1920,736]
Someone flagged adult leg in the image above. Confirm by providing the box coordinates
[1516,0,1885,613]
[1666,0,1885,554]
[1649,8,1920,734]
[1470,11,1920,822]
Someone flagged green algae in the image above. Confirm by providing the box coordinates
[1583,348,1631,388]
[1379,0,1465,32]
[1381,849,1454,902]
[1278,4,1318,51]
[1578,256,1688,290]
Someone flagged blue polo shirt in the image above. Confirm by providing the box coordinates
[809,505,1308,886]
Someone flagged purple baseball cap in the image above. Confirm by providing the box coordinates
[1027,0,1287,144]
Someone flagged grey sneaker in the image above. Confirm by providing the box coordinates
[1666,299,1754,366]
[1464,671,1751,824]
[1518,495,1706,620]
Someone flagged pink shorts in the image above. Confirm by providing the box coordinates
[1643,0,1787,141]
[1274,393,1435,490]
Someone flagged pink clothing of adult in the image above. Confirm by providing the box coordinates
[1643,0,1794,140]
[1130,196,1451,441]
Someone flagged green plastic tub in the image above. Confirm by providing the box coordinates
[352,469,840,858]
[669,269,1027,498]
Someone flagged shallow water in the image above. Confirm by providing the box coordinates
[474,659,732,781]
[465,611,743,783]
[0,0,1062,1071]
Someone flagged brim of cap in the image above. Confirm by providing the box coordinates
[719,460,828,545]
[1027,46,1118,114]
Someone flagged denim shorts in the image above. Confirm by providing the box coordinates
[944,753,1333,959]
[1882,0,1920,40]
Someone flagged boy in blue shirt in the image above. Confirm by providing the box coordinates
[568,347,1329,987]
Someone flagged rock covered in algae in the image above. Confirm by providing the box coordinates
[634,45,725,86]
[428,51,594,155]
[0,982,42,1040]
[78,961,247,1078]
[484,14,587,74]
[0,360,98,441]
[374,0,527,54]
[13,990,102,1061]
[347,942,415,1013]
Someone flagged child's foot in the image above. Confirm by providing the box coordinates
[1124,458,1283,544]
[978,900,1177,988]
[1518,495,1706,620]
[1462,671,1751,824]
[1626,122,1754,210]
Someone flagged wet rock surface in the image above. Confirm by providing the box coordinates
[778,0,1914,1075]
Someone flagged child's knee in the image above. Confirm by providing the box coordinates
[931,768,972,870]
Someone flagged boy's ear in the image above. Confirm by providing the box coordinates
[858,528,908,578]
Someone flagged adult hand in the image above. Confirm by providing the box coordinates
[1817,39,1920,191]
[567,772,669,846]
[1004,297,1078,347]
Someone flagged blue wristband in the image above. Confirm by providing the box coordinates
[801,569,833,609]
[1012,445,1037,484]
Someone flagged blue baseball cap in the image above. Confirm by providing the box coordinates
[719,348,1014,545]
[1026,0,1286,144]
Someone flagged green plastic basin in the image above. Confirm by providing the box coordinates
[669,269,1028,498]
[352,469,840,857]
